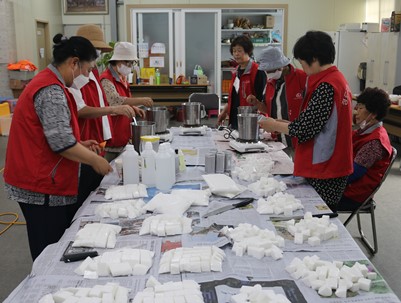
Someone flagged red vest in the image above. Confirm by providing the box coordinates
[264,65,306,122]
[79,68,113,143]
[293,66,353,179]
[100,68,132,148]
[343,125,392,203]
[4,67,81,196]
[227,61,259,114]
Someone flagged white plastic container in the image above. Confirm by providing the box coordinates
[122,145,139,185]
[141,142,157,187]
[162,142,177,183]
[155,144,175,191]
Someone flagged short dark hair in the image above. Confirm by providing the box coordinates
[356,87,391,121]
[230,35,254,57]
[52,33,97,65]
[293,31,335,66]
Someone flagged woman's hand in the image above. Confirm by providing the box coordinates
[139,97,153,108]
[246,94,259,106]
[132,106,146,118]
[258,117,277,132]
[111,105,136,118]
[92,156,113,175]
[81,140,103,154]
[217,112,228,126]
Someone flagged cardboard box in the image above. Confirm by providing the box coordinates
[12,89,24,98]
[9,79,30,89]
[197,75,208,85]
[0,114,12,136]
[9,70,34,80]
[265,15,275,28]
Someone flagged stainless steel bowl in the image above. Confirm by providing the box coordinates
[146,106,169,134]
[237,113,259,142]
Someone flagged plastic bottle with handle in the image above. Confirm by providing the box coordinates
[155,144,175,191]
[122,144,139,185]
[141,142,156,187]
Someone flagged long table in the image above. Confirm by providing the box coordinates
[4,128,401,302]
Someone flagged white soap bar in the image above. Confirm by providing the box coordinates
[358,277,372,291]
[318,284,332,297]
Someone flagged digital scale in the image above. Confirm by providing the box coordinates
[179,125,207,136]
[157,129,173,142]
[229,139,268,153]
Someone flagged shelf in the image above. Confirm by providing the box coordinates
[221,43,281,47]
[221,67,235,71]
[221,28,271,32]
[222,11,280,16]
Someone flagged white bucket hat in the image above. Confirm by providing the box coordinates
[258,46,290,71]
[109,42,138,61]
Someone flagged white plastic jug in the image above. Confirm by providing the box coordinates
[122,145,139,185]
[155,144,175,191]
[141,142,156,187]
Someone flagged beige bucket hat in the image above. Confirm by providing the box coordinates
[76,24,113,52]
[109,42,138,61]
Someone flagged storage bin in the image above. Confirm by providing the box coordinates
[0,114,12,136]
[9,70,35,80]
[0,102,11,116]
[222,80,231,93]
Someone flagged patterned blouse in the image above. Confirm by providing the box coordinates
[5,65,78,206]
[288,82,348,211]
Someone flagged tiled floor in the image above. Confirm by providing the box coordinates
[0,132,400,301]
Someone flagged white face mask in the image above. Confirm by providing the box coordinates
[359,113,373,129]
[117,64,132,76]
[72,74,90,90]
[266,70,282,80]
[96,49,101,57]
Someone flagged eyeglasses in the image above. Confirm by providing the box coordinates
[122,60,138,67]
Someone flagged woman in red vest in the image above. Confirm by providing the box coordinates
[4,34,112,260]
[100,42,152,161]
[217,35,265,129]
[72,25,139,208]
[259,31,353,211]
[247,46,307,147]
[338,87,392,211]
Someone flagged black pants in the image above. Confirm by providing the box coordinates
[73,164,103,216]
[19,201,76,261]
[337,196,363,212]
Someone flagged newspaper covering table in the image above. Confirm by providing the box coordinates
[4,128,400,303]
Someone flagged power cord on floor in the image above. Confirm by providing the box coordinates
[0,212,26,236]
[0,168,26,235]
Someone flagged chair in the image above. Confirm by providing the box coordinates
[338,146,397,255]
[188,93,220,119]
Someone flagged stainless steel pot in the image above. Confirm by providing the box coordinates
[146,106,169,133]
[182,102,204,126]
[131,121,155,153]
[237,113,259,142]
[238,106,258,115]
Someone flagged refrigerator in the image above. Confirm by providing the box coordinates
[326,31,368,94]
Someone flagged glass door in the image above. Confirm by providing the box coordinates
[131,9,174,82]
[178,9,221,96]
